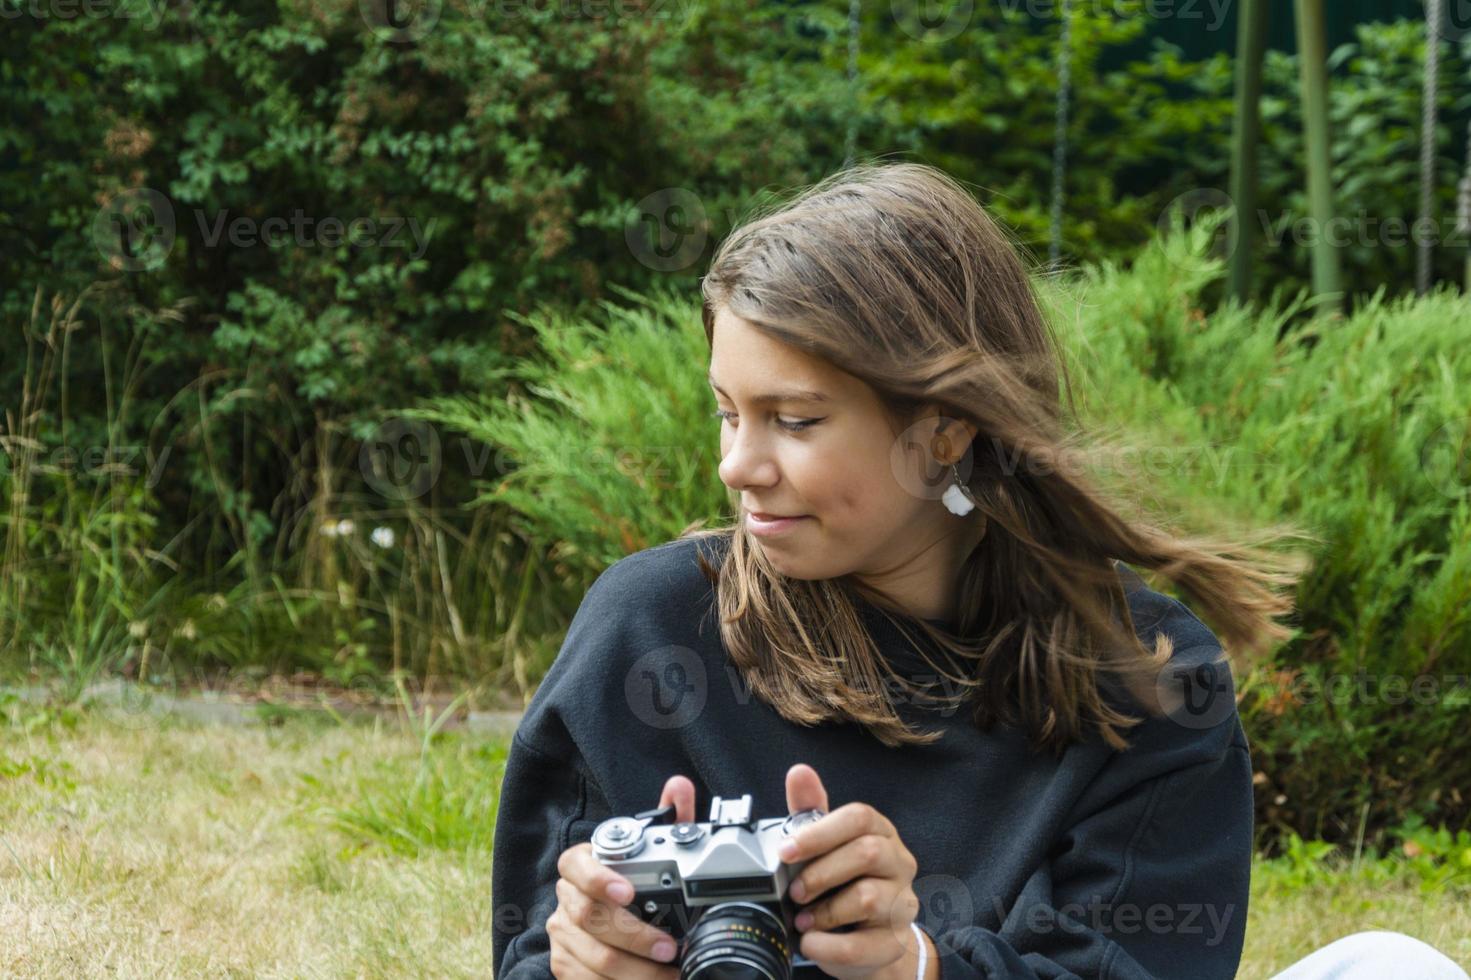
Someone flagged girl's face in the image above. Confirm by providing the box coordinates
[709,306,980,607]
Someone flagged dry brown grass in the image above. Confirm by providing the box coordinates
[0,705,495,978]
[1,703,1467,978]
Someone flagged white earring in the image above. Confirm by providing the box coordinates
[941,462,979,516]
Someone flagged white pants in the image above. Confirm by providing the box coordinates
[1268,931,1469,980]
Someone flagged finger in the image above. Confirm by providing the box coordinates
[789,834,911,907]
[785,763,829,818]
[556,907,680,980]
[558,843,636,906]
[658,775,697,825]
[796,877,919,934]
[798,924,906,975]
[556,878,682,965]
[781,802,894,865]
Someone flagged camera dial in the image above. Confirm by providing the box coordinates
[591,816,647,859]
[671,822,706,845]
[779,808,824,839]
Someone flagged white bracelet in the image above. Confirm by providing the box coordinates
[910,921,928,980]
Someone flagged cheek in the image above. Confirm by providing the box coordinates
[803,448,894,520]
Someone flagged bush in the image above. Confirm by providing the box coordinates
[1049,221,1471,847]
[446,221,1471,847]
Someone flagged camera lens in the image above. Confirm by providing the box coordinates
[680,901,792,980]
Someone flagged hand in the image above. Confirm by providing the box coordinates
[780,764,936,980]
[545,775,697,979]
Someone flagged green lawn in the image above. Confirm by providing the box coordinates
[1,698,1467,978]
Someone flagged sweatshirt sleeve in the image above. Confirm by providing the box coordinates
[923,630,1254,980]
[491,731,610,979]
[491,565,627,979]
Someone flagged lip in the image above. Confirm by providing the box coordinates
[745,510,809,537]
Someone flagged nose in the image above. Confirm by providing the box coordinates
[717,424,778,491]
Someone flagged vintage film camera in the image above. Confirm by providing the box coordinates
[591,794,827,980]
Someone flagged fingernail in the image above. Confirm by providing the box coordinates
[652,940,677,962]
[779,841,798,861]
[789,878,806,901]
[607,880,633,904]
[794,911,813,931]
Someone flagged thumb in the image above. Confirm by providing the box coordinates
[658,774,697,825]
[785,763,829,816]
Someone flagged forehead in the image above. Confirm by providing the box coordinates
[708,306,844,392]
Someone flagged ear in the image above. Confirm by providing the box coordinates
[926,407,977,466]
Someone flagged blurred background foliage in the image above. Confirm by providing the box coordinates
[2,0,1470,850]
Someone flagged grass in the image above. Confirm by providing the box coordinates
[0,699,1467,978]
[0,696,501,978]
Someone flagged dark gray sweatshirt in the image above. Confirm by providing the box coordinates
[491,535,1252,979]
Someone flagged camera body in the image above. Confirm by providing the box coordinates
[591,794,825,980]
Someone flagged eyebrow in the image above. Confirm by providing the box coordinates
[707,373,830,405]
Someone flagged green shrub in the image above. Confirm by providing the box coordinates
[442,220,1470,847]
[1050,221,1471,847]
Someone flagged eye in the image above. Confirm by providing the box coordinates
[710,410,823,432]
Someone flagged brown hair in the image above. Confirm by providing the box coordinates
[679,160,1313,755]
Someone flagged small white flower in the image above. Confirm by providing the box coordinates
[371,526,395,549]
[174,619,198,641]
[320,519,358,539]
[128,620,148,639]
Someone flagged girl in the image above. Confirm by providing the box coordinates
[490,163,1468,980]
